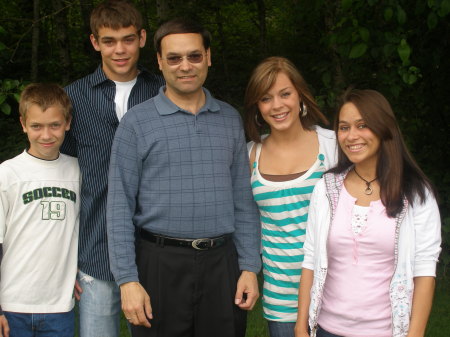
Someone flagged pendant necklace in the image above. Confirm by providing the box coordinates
[353,168,377,195]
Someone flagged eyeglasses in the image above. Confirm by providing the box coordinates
[163,52,205,66]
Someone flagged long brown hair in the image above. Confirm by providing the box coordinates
[331,88,436,217]
[244,56,328,143]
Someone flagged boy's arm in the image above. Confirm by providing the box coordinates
[0,174,10,336]
[0,245,10,337]
[0,244,2,315]
[0,179,4,316]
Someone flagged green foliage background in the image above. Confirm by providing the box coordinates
[1,0,449,273]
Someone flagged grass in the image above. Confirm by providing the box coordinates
[245,293,269,337]
[425,276,450,337]
[102,274,450,337]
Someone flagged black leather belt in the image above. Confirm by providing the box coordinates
[140,230,231,250]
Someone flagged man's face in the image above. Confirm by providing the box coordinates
[91,26,146,82]
[21,104,71,161]
[157,33,211,100]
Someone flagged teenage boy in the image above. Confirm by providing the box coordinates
[0,83,80,337]
[61,1,164,336]
[107,18,261,337]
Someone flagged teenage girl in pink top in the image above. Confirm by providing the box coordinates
[294,89,441,337]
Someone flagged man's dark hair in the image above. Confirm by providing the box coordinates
[154,18,211,54]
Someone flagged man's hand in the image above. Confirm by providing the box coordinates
[74,279,82,301]
[120,281,152,327]
[234,271,259,310]
[0,315,9,337]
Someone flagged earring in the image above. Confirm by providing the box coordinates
[255,112,263,127]
[301,102,308,117]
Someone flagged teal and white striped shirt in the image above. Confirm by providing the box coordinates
[251,142,326,322]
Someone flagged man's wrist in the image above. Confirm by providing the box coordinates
[120,281,141,289]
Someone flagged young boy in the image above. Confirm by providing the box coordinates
[0,83,80,337]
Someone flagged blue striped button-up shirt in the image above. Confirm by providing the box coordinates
[107,87,262,285]
[61,65,164,281]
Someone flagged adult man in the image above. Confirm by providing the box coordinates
[61,1,164,336]
[107,18,261,337]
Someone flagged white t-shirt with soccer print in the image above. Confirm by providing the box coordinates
[0,151,80,313]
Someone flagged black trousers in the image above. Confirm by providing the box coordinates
[131,238,247,337]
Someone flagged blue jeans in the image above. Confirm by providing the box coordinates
[3,309,74,337]
[77,270,121,337]
[267,321,295,337]
[316,325,342,337]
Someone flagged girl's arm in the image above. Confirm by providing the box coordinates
[407,276,435,337]
[295,268,314,337]
[407,189,441,337]
[295,179,325,337]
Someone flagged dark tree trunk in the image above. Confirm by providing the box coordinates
[52,0,72,83]
[215,8,229,84]
[139,0,151,32]
[156,0,174,22]
[31,0,40,81]
[255,0,267,57]
[79,0,96,60]
[324,0,345,91]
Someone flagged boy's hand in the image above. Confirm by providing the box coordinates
[74,279,83,301]
[0,315,10,337]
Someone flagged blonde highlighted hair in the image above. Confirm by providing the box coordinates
[244,56,328,142]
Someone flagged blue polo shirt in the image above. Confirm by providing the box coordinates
[107,87,262,285]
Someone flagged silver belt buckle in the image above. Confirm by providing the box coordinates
[192,238,212,250]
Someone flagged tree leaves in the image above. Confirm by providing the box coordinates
[1,101,11,115]
[428,11,438,29]
[0,79,25,116]
[397,5,407,24]
[349,43,368,58]
[384,7,394,21]
[397,38,411,65]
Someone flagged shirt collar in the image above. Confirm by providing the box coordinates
[154,86,220,116]
[89,64,149,87]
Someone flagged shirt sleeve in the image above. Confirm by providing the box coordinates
[107,119,141,285]
[0,168,9,244]
[0,166,9,312]
[412,190,442,277]
[230,119,261,273]
[302,179,324,271]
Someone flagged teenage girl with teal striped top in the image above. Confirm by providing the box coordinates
[244,57,337,337]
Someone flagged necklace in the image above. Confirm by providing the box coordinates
[353,168,377,195]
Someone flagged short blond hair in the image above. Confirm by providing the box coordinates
[19,83,72,121]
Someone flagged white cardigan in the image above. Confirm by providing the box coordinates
[303,170,442,337]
